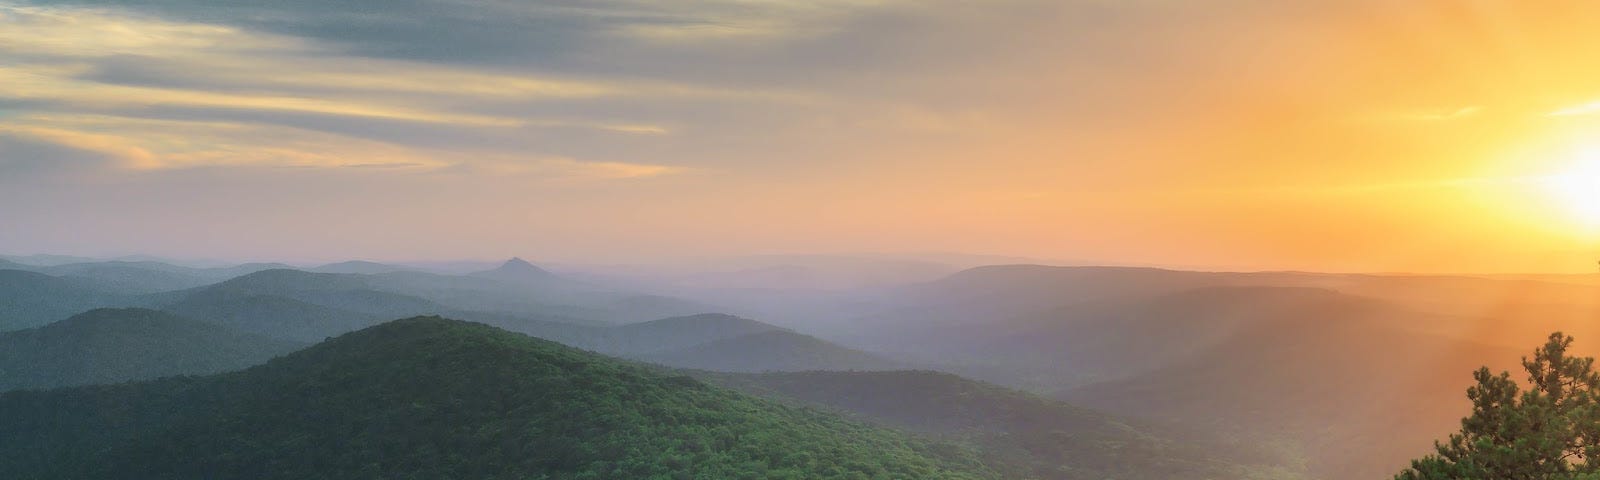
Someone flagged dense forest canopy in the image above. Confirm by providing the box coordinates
[0,317,996,479]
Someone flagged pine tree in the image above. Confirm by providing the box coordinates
[1397,332,1600,479]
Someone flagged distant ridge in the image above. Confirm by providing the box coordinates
[163,269,450,342]
[639,330,902,372]
[0,270,129,331]
[310,261,412,275]
[0,308,301,391]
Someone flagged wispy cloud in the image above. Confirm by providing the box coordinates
[0,113,445,169]
[441,156,686,179]
[0,1,714,175]
[1549,101,1600,117]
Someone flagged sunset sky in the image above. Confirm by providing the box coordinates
[4,0,1600,272]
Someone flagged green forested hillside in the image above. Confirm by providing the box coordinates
[641,330,902,372]
[706,370,1295,480]
[36,262,216,295]
[0,270,131,331]
[0,317,997,480]
[596,313,784,354]
[0,308,301,391]
[163,288,387,342]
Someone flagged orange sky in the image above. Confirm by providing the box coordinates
[1,0,1599,272]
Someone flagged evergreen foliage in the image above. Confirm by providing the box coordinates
[1397,332,1600,479]
[0,317,997,480]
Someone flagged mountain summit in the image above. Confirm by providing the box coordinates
[471,257,557,283]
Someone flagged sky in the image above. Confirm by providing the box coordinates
[3,0,1600,272]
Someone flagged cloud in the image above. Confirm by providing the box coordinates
[603,0,907,44]
[0,131,127,176]
[0,1,731,176]
[0,112,692,181]
[440,156,685,180]
[1550,101,1600,117]
[0,3,297,58]
[0,64,527,126]
[0,113,440,170]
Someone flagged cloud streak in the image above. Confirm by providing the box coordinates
[0,1,711,176]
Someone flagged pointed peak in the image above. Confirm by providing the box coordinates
[472,257,556,282]
[497,257,547,273]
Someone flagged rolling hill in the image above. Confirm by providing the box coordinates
[35,261,218,294]
[0,308,301,391]
[310,260,414,274]
[1059,302,1525,480]
[156,269,452,342]
[706,370,1295,480]
[956,286,1458,387]
[0,270,131,331]
[594,313,784,354]
[803,270,1564,479]
[641,330,903,372]
[163,289,388,342]
[0,317,996,479]
[374,259,719,324]
[854,265,1600,352]
[9,260,306,295]
[158,268,668,344]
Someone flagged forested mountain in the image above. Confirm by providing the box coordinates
[1,257,721,335]
[0,270,132,331]
[0,308,301,391]
[163,289,389,343]
[0,317,996,480]
[32,261,218,294]
[706,370,1294,480]
[155,269,447,342]
[641,330,902,372]
[354,259,716,324]
[309,261,414,274]
[470,257,559,284]
[595,313,784,354]
[1,259,302,295]
[455,258,720,324]
[7,256,1579,479]
[149,270,763,354]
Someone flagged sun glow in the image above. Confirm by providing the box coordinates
[1542,152,1600,228]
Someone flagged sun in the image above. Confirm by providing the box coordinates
[1541,153,1600,227]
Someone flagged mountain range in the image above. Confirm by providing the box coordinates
[0,317,997,479]
[6,255,1598,478]
[0,308,301,392]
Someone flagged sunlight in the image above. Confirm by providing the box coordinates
[1541,150,1600,228]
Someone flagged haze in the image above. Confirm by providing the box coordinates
[5,0,1600,272]
[14,3,1600,478]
